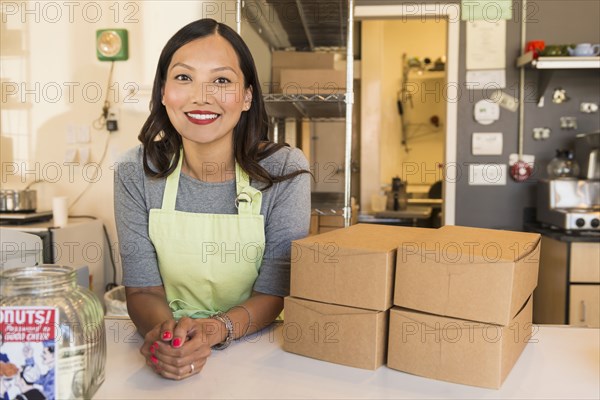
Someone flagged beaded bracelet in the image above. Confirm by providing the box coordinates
[210,312,234,350]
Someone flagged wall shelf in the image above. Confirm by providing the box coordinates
[517,51,600,69]
[263,93,347,119]
[516,51,600,103]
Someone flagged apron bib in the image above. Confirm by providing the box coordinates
[148,151,265,319]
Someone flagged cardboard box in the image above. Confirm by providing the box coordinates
[291,224,432,311]
[394,225,541,325]
[283,296,388,370]
[318,214,346,228]
[309,214,320,236]
[387,296,533,389]
[310,204,359,235]
[272,51,337,69]
[271,51,339,93]
[275,69,346,95]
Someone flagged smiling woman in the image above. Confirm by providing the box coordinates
[113,18,311,381]
[161,34,252,176]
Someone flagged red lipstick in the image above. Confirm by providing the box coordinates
[185,110,220,125]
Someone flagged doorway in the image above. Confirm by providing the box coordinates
[355,3,460,226]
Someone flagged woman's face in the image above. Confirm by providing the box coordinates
[162,34,252,150]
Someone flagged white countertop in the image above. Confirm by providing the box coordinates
[95,318,599,399]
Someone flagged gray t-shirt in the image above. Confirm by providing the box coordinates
[113,144,311,297]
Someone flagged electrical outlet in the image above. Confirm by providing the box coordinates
[580,102,599,113]
[107,106,119,132]
[533,127,551,140]
[560,116,577,130]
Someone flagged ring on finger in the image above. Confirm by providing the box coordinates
[190,362,195,374]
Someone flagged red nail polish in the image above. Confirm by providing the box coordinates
[151,355,158,364]
[152,341,159,349]
[150,346,155,354]
[172,338,182,347]
[162,331,172,340]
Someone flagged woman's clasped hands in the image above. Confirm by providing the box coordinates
[140,317,226,380]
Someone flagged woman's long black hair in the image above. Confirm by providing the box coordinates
[138,18,307,188]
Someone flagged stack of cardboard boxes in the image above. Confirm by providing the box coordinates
[284,224,541,389]
[271,51,346,95]
[284,224,432,369]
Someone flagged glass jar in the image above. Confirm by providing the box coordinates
[0,265,106,400]
[547,149,580,178]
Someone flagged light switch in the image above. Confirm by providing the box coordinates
[472,133,503,155]
[64,148,78,163]
[66,125,77,144]
[78,125,91,143]
[78,146,90,164]
[469,164,507,185]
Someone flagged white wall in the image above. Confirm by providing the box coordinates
[1,0,269,284]
[361,18,447,207]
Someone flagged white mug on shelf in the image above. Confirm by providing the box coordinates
[52,196,69,227]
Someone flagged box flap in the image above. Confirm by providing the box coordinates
[391,306,501,329]
[285,296,383,316]
[388,300,532,389]
[294,224,432,256]
[291,247,395,311]
[283,297,387,370]
[403,226,541,263]
[394,225,540,325]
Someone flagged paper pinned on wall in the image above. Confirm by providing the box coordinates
[466,69,506,89]
[461,0,513,21]
[466,20,506,70]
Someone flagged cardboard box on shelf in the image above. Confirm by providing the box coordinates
[291,224,432,311]
[387,296,533,389]
[394,225,541,326]
[283,296,388,370]
[271,51,340,92]
[272,51,338,69]
[274,69,346,95]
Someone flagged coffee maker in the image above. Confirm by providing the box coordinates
[574,131,600,180]
[536,132,600,231]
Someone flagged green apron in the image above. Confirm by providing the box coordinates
[148,151,265,319]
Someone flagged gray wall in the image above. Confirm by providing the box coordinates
[358,0,600,230]
[457,0,599,230]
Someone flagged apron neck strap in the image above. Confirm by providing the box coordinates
[161,149,261,215]
[162,151,183,211]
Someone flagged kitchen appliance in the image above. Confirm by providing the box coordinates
[537,179,600,230]
[0,219,109,302]
[0,189,37,212]
[574,131,600,180]
[0,210,53,225]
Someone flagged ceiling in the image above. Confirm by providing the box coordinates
[244,0,349,51]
